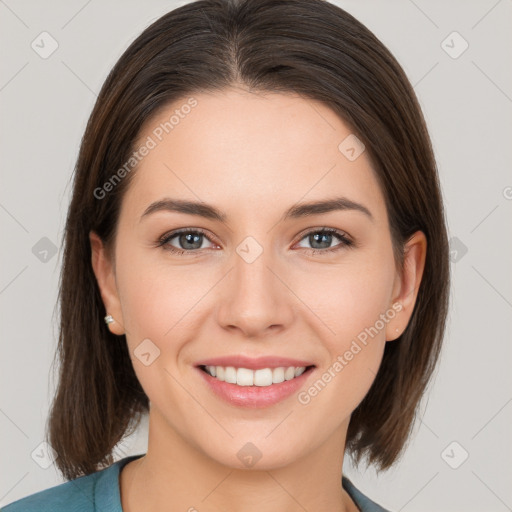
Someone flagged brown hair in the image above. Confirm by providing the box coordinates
[46,0,450,480]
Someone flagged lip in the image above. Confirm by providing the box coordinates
[194,355,315,370]
[195,364,316,408]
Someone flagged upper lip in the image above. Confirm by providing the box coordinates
[195,355,315,370]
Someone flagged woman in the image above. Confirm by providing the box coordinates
[2,0,449,510]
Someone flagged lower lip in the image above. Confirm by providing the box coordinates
[196,366,315,408]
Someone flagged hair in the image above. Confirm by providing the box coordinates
[46,0,450,480]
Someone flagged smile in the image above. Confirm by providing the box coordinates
[200,365,311,387]
[196,364,316,408]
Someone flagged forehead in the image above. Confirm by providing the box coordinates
[122,88,386,224]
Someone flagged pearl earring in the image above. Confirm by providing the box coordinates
[104,314,114,325]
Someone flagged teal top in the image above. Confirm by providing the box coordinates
[1,454,390,511]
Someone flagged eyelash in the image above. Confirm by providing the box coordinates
[156,227,353,256]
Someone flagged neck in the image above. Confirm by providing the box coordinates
[120,406,357,512]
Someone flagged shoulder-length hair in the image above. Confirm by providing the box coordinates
[47,0,450,480]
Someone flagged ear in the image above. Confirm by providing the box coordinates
[89,230,125,335]
[385,231,427,341]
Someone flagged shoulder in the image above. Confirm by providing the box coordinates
[0,455,143,512]
[343,476,392,512]
[1,472,99,512]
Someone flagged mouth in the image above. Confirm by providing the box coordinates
[198,364,316,387]
[195,363,316,408]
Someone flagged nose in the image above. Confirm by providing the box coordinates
[215,240,295,339]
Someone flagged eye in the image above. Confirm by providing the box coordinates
[157,228,217,255]
[156,227,353,256]
[294,227,353,255]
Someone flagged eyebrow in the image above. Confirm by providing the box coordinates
[140,196,374,223]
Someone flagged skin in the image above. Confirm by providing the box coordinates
[90,86,426,512]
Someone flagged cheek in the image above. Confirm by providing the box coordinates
[115,246,214,353]
[296,257,395,402]
[114,251,212,404]
[283,263,397,451]
[298,257,395,344]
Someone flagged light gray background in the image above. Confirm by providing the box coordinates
[1,0,511,510]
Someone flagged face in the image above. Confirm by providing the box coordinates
[91,87,425,470]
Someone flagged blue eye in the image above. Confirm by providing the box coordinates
[157,228,215,255]
[295,228,353,254]
[157,227,353,256]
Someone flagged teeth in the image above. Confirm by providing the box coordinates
[272,367,285,384]
[204,365,308,387]
[294,367,305,377]
[284,367,295,380]
[237,367,254,386]
[224,366,237,384]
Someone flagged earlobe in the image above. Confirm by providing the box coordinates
[386,231,427,341]
[89,231,125,335]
